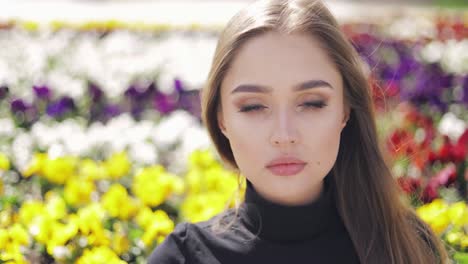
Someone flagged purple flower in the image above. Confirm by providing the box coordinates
[88,82,104,102]
[124,83,157,119]
[144,82,156,97]
[0,85,9,100]
[463,76,468,105]
[124,85,140,98]
[46,96,76,117]
[124,84,151,101]
[104,104,121,119]
[10,98,38,126]
[179,90,201,119]
[153,91,177,114]
[33,85,52,100]
[174,78,184,93]
[11,99,29,112]
[400,63,453,111]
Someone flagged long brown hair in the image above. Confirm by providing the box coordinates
[200,0,449,263]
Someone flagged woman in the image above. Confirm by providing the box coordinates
[149,0,449,263]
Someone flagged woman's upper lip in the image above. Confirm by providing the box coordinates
[266,156,307,167]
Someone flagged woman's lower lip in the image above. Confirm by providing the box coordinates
[267,163,306,176]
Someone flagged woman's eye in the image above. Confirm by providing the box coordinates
[301,101,327,109]
[239,104,266,112]
[238,101,326,113]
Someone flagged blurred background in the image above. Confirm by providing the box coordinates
[0,0,467,263]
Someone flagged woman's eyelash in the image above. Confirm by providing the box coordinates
[301,101,327,108]
[238,101,327,112]
[239,104,266,112]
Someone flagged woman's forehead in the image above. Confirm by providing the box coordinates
[221,32,343,96]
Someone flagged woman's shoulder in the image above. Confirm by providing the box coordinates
[147,221,189,264]
[147,208,240,264]
[406,210,439,252]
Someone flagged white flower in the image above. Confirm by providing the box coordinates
[151,110,198,149]
[11,132,34,172]
[386,16,436,40]
[440,39,468,75]
[420,40,444,64]
[154,34,217,93]
[129,142,158,165]
[420,39,468,75]
[168,124,211,173]
[47,143,66,159]
[438,112,466,141]
[0,118,15,138]
[52,246,70,260]
[31,121,58,150]
[46,70,86,100]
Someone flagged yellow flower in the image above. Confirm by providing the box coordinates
[185,162,240,197]
[79,159,107,180]
[42,156,79,184]
[135,206,154,229]
[22,152,48,178]
[180,192,229,223]
[417,199,450,235]
[446,229,463,245]
[9,223,29,246]
[64,178,95,207]
[0,153,10,171]
[448,201,468,228]
[18,200,45,226]
[44,192,67,220]
[0,241,27,263]
[132,165,184,207]
[0,228,8,249]
[0,207,13,228]
[76,246,125,264]
[45,221,78,256]
[141,210,174,247]
[460,235,468,250]
[74,203,110,247]
[103,152,131,179]
[0,224,29,251]
[32,214,55,245]
[101,184,139,220]
[0,224,30,263]
[188,149,221,170]
[111,231,130,256]
[181,162,242,222]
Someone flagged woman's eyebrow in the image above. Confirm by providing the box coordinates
[230,79,333,94]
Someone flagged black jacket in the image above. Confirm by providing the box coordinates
[148,176,360,264]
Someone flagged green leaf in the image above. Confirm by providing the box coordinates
[454,251,468,263]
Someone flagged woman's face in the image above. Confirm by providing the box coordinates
[218,31,349,205]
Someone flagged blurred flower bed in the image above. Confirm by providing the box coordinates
[0,13,467,263]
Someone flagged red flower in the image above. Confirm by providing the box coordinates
[438,136,453,163]
[428,151,438,164]
[435,164,457,187]
[457,128,468,149]
[397,177,421,194]
[433,131,468,164]
[422,183,438,203]
[387,129,413,156]
[422,164,457,203]
[452,144,467,163]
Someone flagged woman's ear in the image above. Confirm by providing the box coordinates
[341,106,350,129]
[217,110,228,137]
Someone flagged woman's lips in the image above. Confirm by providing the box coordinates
[266,163,306,176]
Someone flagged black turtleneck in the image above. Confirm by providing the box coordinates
[148,174,360,264]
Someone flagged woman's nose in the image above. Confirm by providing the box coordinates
[269,110,299,146]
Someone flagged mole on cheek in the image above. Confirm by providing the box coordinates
[316,161,321,166]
